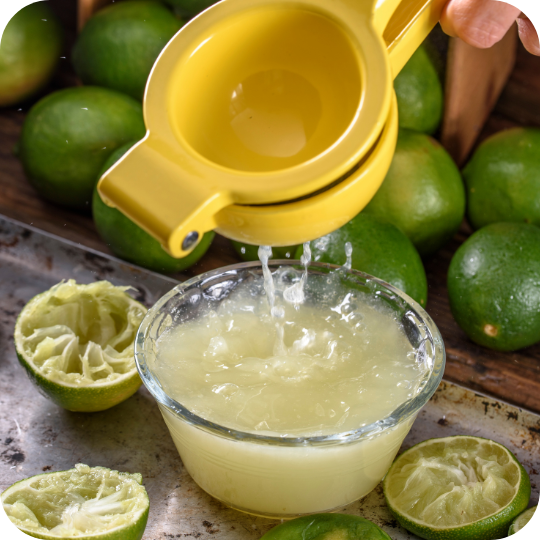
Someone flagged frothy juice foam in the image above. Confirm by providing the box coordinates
[153,249,429,517]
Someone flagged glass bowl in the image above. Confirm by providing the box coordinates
[135,261,445,518]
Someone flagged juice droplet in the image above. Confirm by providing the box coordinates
[344,242,353,270]
[284,242,312,306]
[301,241,312,269]
[258,245,275,311]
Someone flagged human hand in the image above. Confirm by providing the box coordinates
[441,0,540,55]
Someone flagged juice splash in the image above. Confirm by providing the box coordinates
[155,249,427,437]
[283,241,311,305]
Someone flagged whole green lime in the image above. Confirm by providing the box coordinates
[394,43,443,134]
[448,222,540,351]
[296,214,428,306]
[19,86,146,210]
[72,0,183,100]
[231,241,298,262]
[162,0,218,19]
[261,513,391,540]
[0,3,63,107]
[463,128,540,230]
[94,143,214,273]
[363,129,465,258]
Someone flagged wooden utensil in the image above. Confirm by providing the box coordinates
[441,27,518,166]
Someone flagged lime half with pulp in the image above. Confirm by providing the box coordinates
[2,463,149,539]
[383,436,531,540]
[14,280,147,412]
[509,506,536,535]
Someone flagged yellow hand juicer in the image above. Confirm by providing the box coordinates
[98,0,445,257]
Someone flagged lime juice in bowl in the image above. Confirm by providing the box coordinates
[135,260,445,518]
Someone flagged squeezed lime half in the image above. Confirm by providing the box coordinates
[383,436,531,540]
[14,280,147,412]
[2,464,149,539]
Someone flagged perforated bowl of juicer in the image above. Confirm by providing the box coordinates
[99,0,445,256]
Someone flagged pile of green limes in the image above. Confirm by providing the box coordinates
[447,128,540,351]
[13,1,220,274]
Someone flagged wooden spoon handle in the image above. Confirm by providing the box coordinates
[441,26,518,166]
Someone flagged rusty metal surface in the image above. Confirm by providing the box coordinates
[0,215,538,539]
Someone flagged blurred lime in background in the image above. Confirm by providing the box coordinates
[19,87,146,209]
[394,43,443,135]
[297,214,428,306]
[0,2,63,107]
[73,0,183,100]
[464,128,540,230]
[364,129,465,258]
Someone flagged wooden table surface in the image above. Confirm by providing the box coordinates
[1,13,540,415]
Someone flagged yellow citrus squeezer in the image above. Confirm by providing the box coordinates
[98,0,445,257]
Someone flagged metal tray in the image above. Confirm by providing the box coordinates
[0,215,538,539]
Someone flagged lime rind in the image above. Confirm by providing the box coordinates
[14,280,147,411]
[383,436,531,540]
[509,506,536,535]
[260,513,392,540]
[2,464,149,540]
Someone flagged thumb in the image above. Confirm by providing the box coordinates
[441,0,520,48]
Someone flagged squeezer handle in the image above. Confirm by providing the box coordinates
[372,0,446,76]
[97,139,232,258]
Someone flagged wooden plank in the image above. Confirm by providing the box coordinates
[441,27,518,166]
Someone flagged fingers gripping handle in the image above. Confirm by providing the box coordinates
[97,140,232,258]
[372,0,446,77]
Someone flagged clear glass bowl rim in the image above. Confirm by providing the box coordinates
[135,260,446,447]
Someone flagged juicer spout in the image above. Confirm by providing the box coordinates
[97,138,233,258]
